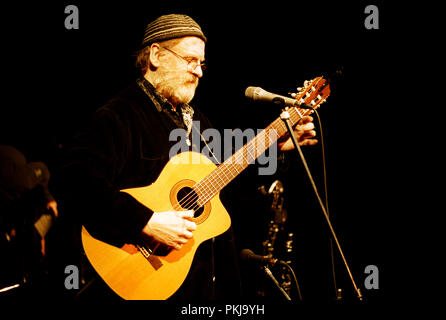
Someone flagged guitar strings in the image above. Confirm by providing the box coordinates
[171,77,325,213]
[172,87,323,211]
[150,79,326,257]
[172,123,281,211]
[170,125,223,212]
[171,131,270,211]
[171,107,309,213]
[173,101,318,213]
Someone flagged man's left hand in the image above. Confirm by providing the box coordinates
[278,115,317,151]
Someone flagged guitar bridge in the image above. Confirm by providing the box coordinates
[135,243,163,270]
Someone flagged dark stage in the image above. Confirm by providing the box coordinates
[0,0,415,312]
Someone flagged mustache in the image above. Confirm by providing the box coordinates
[185,74,199,86]
[162,72,198,86]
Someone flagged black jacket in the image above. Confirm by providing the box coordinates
[55,79,213,245]
[54,79,241,300]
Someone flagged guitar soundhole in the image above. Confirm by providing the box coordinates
[176,187,204,218]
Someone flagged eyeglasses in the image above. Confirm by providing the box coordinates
[160,46,206,72]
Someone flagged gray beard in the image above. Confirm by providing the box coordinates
[153,72,198,107]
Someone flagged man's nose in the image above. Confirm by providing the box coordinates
[190,65,203,78]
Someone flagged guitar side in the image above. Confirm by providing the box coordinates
[81,151,232,300]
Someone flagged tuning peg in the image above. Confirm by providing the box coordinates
[296,87,303,92]
[289,93,297,98]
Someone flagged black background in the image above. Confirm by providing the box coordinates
[0,0,417,310]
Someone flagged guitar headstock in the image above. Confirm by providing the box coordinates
[290,76,331,111]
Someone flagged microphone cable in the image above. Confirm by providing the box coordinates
[280,260,303,301]
[313,108,340,300]
[283,107,363,301]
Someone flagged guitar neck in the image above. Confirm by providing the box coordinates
[195,106,309,206]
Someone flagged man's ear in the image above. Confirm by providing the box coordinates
[149,43,162,68]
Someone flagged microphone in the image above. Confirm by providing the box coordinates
[240,249,282,266]
[245,86,313,109]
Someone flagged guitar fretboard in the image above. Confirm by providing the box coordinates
[194,106,309,206]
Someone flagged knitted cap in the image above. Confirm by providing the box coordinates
[141,14,207,48]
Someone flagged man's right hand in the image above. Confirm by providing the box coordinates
[142,210,196,250]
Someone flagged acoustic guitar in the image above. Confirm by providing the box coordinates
[81,76,330,299]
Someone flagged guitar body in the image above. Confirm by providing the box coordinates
[81,151,231,300]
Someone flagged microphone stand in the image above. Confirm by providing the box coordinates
[277,101,363,301]
[262,265,292,301]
